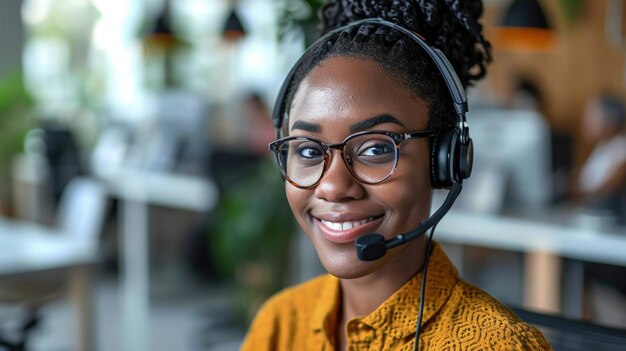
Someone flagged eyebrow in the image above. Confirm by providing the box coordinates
[291,120,321,133]
[349,114,405,132]
[289,113,405,133]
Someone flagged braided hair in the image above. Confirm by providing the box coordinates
[283,0,492,131]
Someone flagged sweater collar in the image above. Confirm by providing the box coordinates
[309,242,459,340]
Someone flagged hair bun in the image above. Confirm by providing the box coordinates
[320,0,492,88]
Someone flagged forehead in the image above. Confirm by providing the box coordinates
[288,56,429,134]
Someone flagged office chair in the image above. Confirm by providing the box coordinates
[0,177,107,351]
[511,306,626,351]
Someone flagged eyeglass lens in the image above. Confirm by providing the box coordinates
[277,134,397,187]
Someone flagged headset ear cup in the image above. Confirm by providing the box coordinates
[431,128,457,189]
[458,137,474,180]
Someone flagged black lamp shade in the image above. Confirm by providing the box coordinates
[152,12,173,37]
[145,1,175,45]
[497,0,554,51]
[502,0,551,29]
[223,9,246,40]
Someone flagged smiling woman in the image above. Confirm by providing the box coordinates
[284,56,434,281]
[242,1,552,351]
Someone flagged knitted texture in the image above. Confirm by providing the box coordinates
[241,243,552,351]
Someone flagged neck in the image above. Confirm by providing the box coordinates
[339,235,429,321]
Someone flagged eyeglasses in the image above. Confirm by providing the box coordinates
[269,130,434,189]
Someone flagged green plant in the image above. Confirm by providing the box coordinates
[558,0,584,27]
[211,159,295,321]
[0,71,34,208]
[278,0,325,46]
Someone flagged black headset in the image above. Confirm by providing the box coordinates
[271,18,474,190]
[271,18,474,351]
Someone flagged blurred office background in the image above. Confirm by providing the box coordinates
[0,0,625,350]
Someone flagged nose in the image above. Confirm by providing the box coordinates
[314,149,365,202]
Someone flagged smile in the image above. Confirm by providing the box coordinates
[313,214,384,244]
[319,217,375,231]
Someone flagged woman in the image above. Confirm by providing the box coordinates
[242,1,551,350]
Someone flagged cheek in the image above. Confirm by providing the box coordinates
[285,184,311,225]
[382,145,432,227]
[398,141,431,188]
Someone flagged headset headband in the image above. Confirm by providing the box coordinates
[272,18,469,141]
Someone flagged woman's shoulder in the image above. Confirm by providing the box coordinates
[436,279,552,350]
[240,274,337,351]
[261,274,335,312]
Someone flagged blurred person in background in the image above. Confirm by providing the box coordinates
[243,92,275,156]
[571,93,626,224]
[571,93,626,328]
[241,1,551,350]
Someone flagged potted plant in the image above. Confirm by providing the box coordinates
[278,0,325,46]
[211,159,295,323]
[0,72,34,215]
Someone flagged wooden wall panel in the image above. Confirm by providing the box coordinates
[482,0,626,162]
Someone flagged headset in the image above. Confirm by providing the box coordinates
[272,18,473,189]
[270,18,474,350]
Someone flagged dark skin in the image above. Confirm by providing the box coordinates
[285,57,433,350]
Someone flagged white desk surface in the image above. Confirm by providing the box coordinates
[436,209,626,266]
[0,217,97,351]
[96,169,218,351]
[100,169,217,211]
[0,219,97,277]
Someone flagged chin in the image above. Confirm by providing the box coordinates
[316,245,386,279]
[324,262,378,280]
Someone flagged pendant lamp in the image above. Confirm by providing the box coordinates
[497,0,555,51]
[223,8,246,42]
[144,0,176,52]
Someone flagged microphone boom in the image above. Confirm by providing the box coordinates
[355,183,462,261]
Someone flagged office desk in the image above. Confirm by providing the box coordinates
[100,170,218,351]
[436,210,626,316]
[0,219,97,351]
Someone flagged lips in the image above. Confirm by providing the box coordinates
[313,214,384,244]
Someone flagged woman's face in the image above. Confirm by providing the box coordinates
[285,56,433,279]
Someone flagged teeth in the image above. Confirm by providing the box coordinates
[320,217,375,231]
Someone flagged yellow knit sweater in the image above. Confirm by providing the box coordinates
[241,243,552,350]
